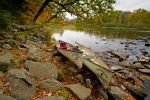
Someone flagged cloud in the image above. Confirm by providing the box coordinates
[113,0,150,11]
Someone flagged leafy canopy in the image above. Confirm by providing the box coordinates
[33,0,116,22]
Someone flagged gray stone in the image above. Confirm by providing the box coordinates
[37,79,63,90]
[2,44,12,49]
[142,80,150,95]
[138,69,150,74]
[0,52,13,64]
[120,60,131,67]
[28,45,41,61]
[0,94,16,100]
[25,60,58,79]
[36,96,64,100]
[65,83,91,100]
[131,62,145,69]
[111,65,123,71]
[5,68,36,100]
[109,86,126,100]
[112,51,128,60]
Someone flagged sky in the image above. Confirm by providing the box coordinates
[113,0,150,11]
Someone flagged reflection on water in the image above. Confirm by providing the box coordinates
[52,28,150,52]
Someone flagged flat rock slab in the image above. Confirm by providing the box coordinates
[142,80,150,95]
[109,86,126,100]
[0,52,14,64]
[36,96,64,100]
[25,60,58,79]
[0,94,16,100]
[138,69,150,74]
[37,79,63,90]
[5,68,36,100]
[65,83,91,100]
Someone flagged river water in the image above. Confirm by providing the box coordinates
[52,28,150,55]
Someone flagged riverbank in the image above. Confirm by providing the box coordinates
[0,24,150,100]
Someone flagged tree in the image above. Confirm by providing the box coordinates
[33,0,116,22]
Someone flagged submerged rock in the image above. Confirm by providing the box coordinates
[25,60,58,79]
[65,83,91,100]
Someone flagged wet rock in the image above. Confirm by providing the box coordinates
[0,94,16,100]
[131,62,145,69]
[109,86,126,100]
[25,60,58,79]
[111,65,123,71]
[5,68,36,100]
[142,80,150,95]
[36,96,64,100]
[2,44,12,50]
[65,83,91,100]
[145,43,150,47]
[28,45,41,61]
[125,85,146,100]
[37,79,63,90]
[112,51,128,60]
[120,60,131,67]
[138,69,150,74]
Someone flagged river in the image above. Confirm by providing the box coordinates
[52,28,150,56]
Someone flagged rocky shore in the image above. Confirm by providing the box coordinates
[0,24,149,100]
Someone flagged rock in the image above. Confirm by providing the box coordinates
[138,56,150,63]
[111,65,123,71]
[85,78,91,87]
[112,51,128,60]
[131,62,145,69]
[120,60,131,67]
[25,60,58,79]
[65,84,91,100]
[28,45,41,61]
[97,85,108,100]
[2,44,12,50]
[109,86,126,100]
[37,79,63,90]
[145,44,150,47]
[142,80,150,95]
[125,85,146,100]
[0,52,14,72]
[127,55,138,64]
[76,74,84,83]
[138,69,150,74]
[145,95,150,100]
[144,64,150,69]
[66,67,78,73]
[36,96,64,100]
[5,68,36,100]
[0,52,13,64]
[0,94,16,100]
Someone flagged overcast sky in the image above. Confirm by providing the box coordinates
[113,0,150,11]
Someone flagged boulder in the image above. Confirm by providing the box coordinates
[109,86,126,100]
[25,60,58,79]
[5,68,36,100]
[28,45,41,61]
[65,83,91,100]
[0,94,16,100]
[37,79,63,90]
[36,96,64,100]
